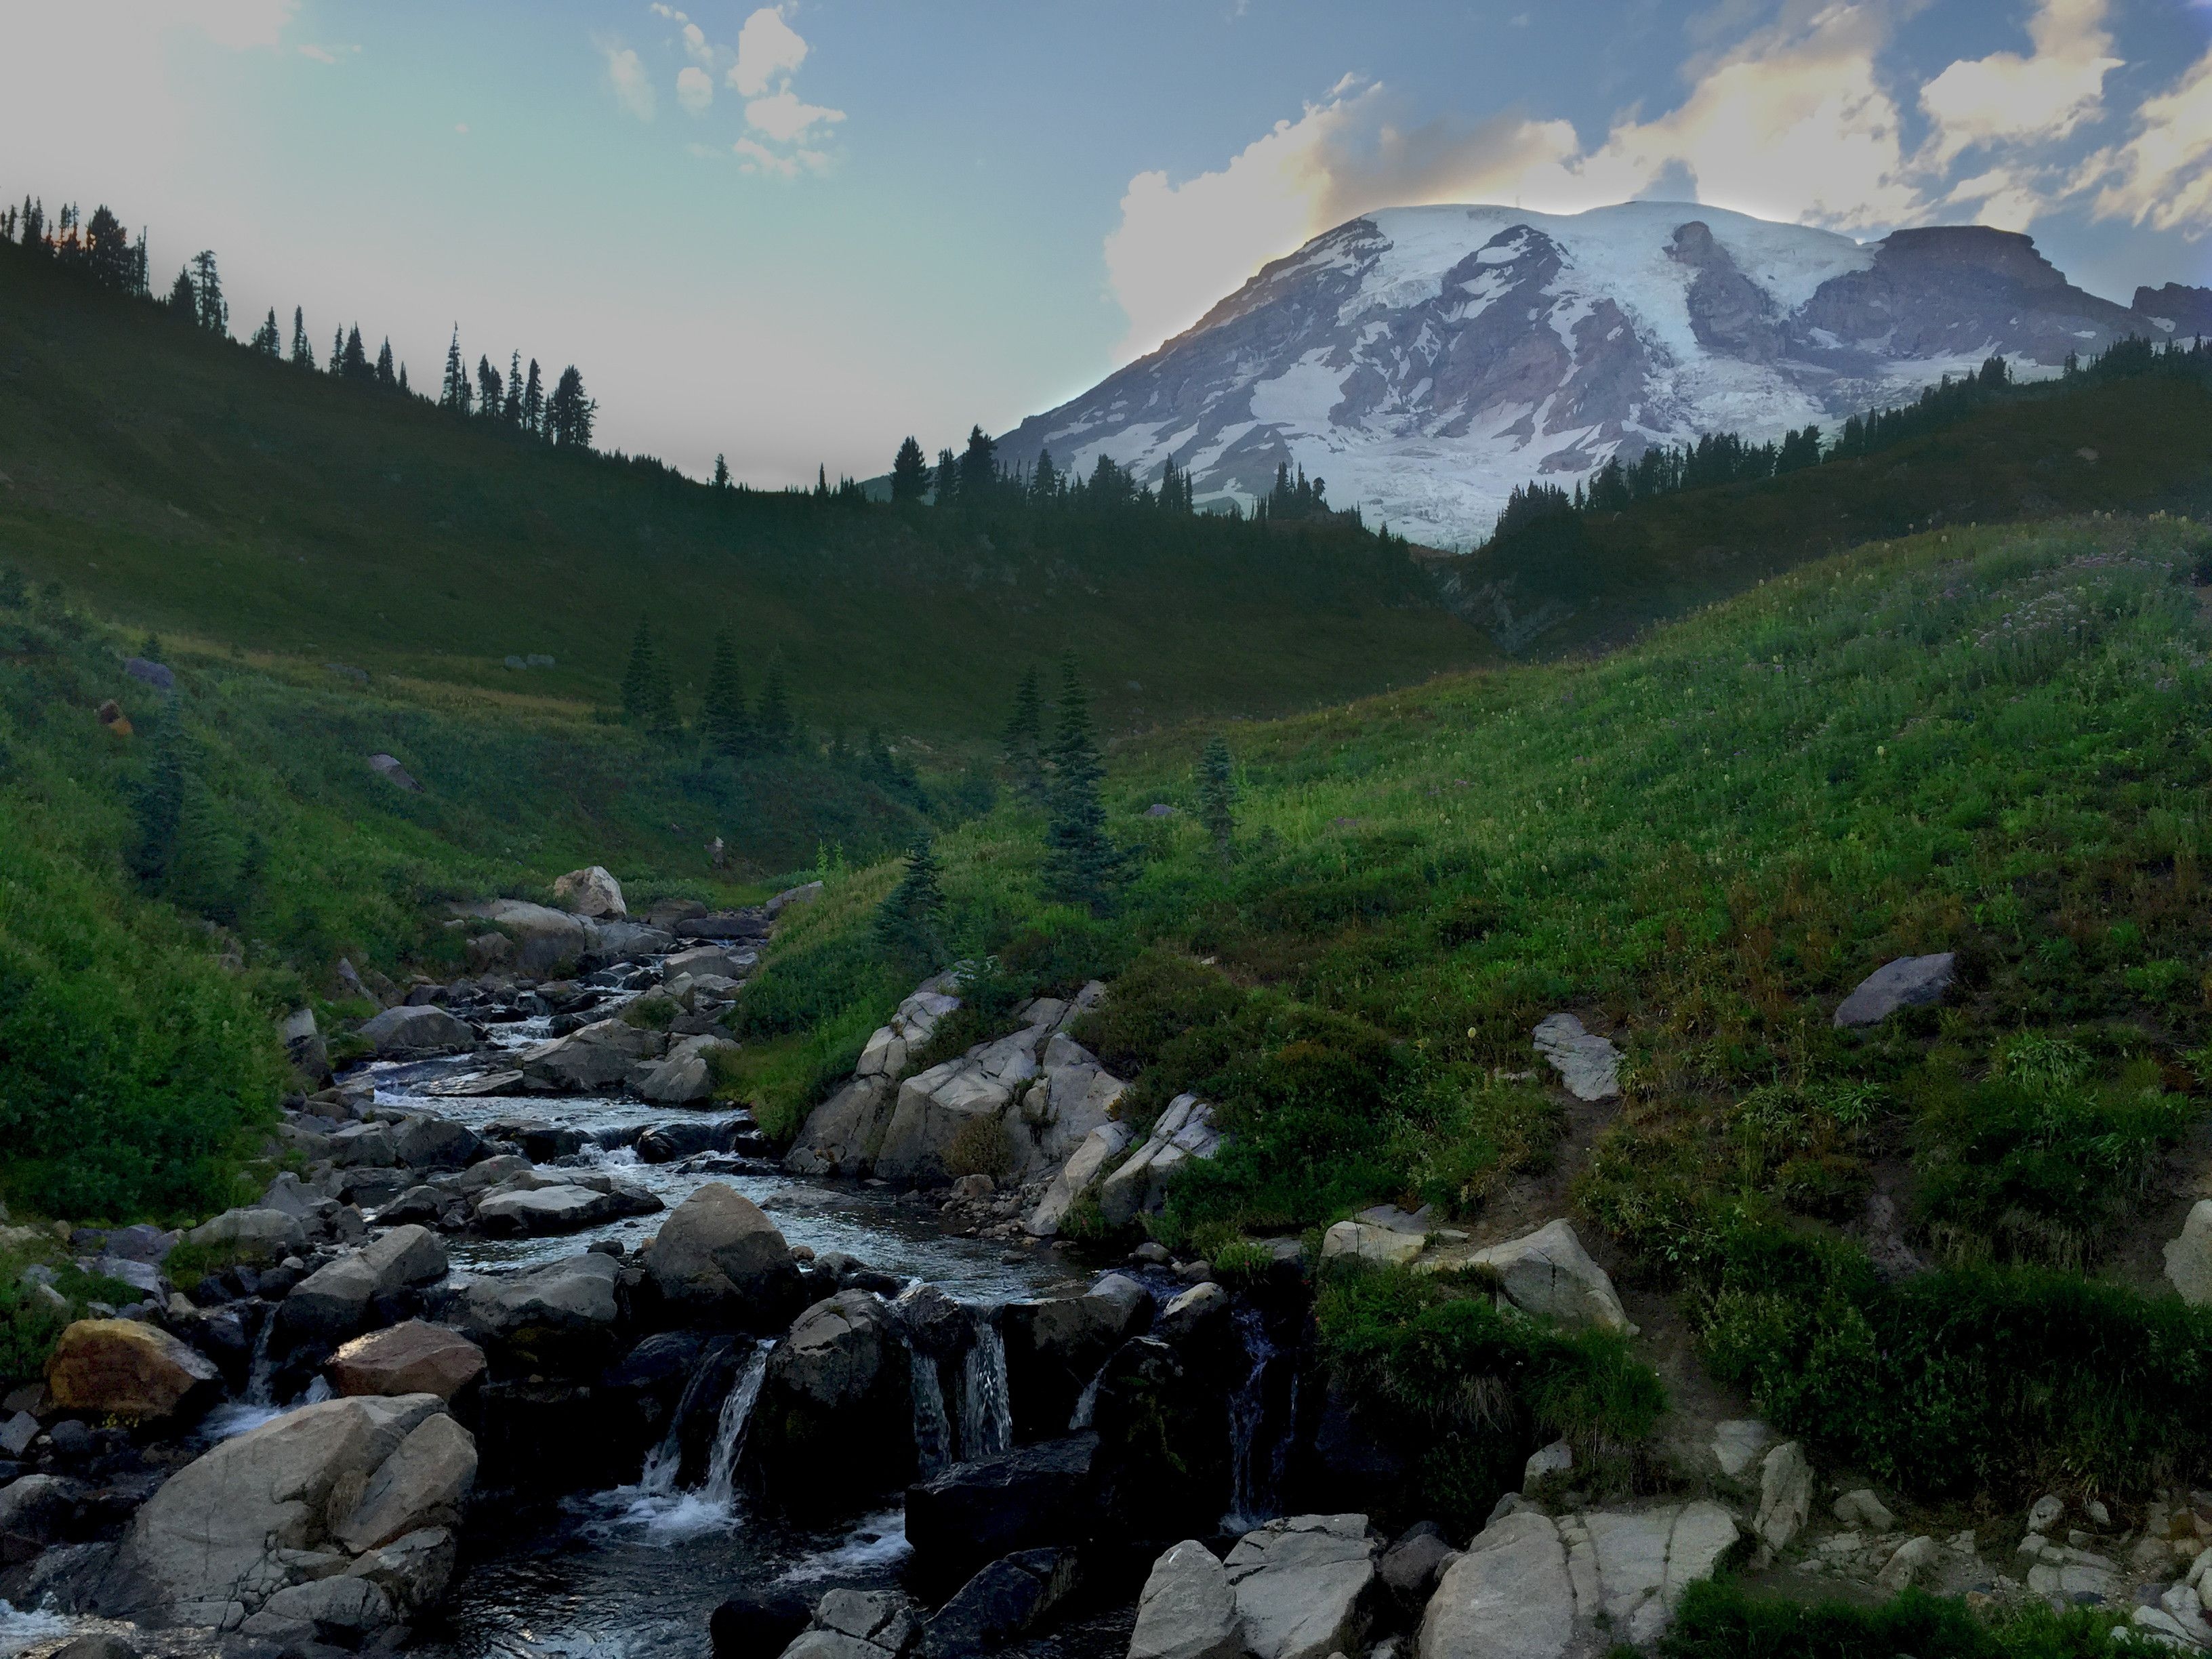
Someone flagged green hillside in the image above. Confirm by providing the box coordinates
[750,508,2212,1508]
[0,241,1488,741]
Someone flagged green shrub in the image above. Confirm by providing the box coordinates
[1659,1580,2125,1659]
[1698,1224,2212,1498]
[1315,1261,1666,1529]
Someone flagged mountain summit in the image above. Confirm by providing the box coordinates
[998,201,2194,548]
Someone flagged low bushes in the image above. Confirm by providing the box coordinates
[1315,1261,1666,1532]
[1698,1224,2212,1499]
[1659,1580,2125,1659]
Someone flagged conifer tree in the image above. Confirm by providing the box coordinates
[398,363,410,394]
[1041,656,1124,914]
[289,306,314,369]
[546,366,593,447]
[1001,665,1045,802]
[1197,735,1235,860]
[521,359,544,434]
[504,351,524,424]
[713,453,731,490]
[755,658,794,753]
[1031,446,1060,502]
[890,436,929,502]
[166,265,197,321]
[189,249,226,335]
[340,326,369,382]
[933,447,959,506]
[476,354,501,414]
[874,833,947,971]
[440,327,467,410]
[815,464,830,499]
[619,617,663,724]
[701,629,752,756]
[249,307,281,356]
[375,337,396,386]
[958,425,998,500]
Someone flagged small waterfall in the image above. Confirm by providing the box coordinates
[1067,1364,1105,1431]
[243,1311,278,1406]
[637,1337,737,1494]
[909,1351,954,1477]
[699,1342,771,1508]
[958,1311,1012,1462]
[1227,1305,1282,1528]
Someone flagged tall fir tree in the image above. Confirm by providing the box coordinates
[165,265,196,321]
[440,327,467,411]
[1000,664,1046,802]
[476,354,502,414]
[619,617,664,724]
[189,249,226,335]
[521,359,544,434]
[504,351,524,424]
[712,453,731,490]
[701,629,752,756]
[1197,735,1235,860]
[1041,656,1124,914]
[375,337,396,386]
[546,365,593,447]
[957,424,998,500]
[933,447,959,506]
[890,436,929,502]
[289,306,314,369]
[340,326,369,382]
[873,834,947,971]
[249,307,281,356]
[755,657,794,753]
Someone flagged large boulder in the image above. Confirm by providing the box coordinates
[1002,1273,1150,1440]
[329,1322,487,1401]
[1833,952,1956,1028]
[640,1182,798,1323]
[1465,1220,1631,1334]
[103,1393,473,1633]
[1098,1097,1223,1227]
[464,899,591,977]
[181,1206,306,1267]
[1131,1540,1243,1659]
[874,1061,1021,1186]
[918,1549,1078,1659]
[1225,1514,1378,1659]
[282,1225,447,1341]
[1008,1035,1127,1177]
[1531,1015,1621,1103]
[390,1115,482,1171]
[44,1320,221,1425]
[748,1291,912,1516]
[1090,1338,1233,1544]
[2165,1199,2212,1305]
[1755,1441,1811,1553]
[453,1250,621,1366]
[473,1172,660,1236]
[905,1434,1098,1593]
[552,865,626,919]
[356,1004,474,1055]
[517,1017,665,1091]
[783,1588,917,1659]
[636,1036,736,1105]
[1025,1122,1132,1237]
[785,1077,897,1179]
[1416,1503,1738,1659]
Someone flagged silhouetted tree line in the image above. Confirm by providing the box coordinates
[1486,336,2212,547]
[5,183,598,453]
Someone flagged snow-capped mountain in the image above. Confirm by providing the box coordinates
[996,201,2191,549]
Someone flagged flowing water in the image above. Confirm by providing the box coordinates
[354,1043,1067,1658]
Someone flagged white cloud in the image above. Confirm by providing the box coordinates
[604,44,655,120]
[1918,0,2118,167]
[299,42,333,62]
[167,0,298,51]
[731,7,808,97]
[2074,42,2212,237]
[677,64,712,113]
[745,88,842,143]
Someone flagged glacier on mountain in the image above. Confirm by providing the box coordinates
[995,201,2170,549]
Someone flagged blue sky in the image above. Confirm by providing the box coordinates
[4,0,2209,487]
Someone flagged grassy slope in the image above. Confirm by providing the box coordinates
[753,509,2212,1503]
[0,244,1488,741]
[1441,367,2212,655]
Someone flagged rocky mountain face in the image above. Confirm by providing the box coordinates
[996,201,2203,548]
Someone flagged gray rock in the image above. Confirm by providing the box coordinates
[1710,1419,1771,1479]
[328,1122,400,1168]
[390,1115,481,1171]
[551,865,626,920]
[104,1394,470,1629]
[640,1182,798,1318]
[1418,1502,1738,1659]
[455,1250,620,1346]
[1755,1441,1812,1553]
[474,1177,658,1236]
[1467,1219,1632,1333]
[1098,1096,1223,1227]
[356,1004,473,1054]
[1523,1439,1572,1493]
[1531,1013,1620,1101]
[1833,952,1956,1028]
[1130,1539,1242,1659]
[241,1575,397,1645]
[766,880,824,918]
[182,1206,306,1265]
[1225,1513,1377,1659]
[919,1549,1078,1659]
[367,753,422,792]
[1378,1526,1456,1601]
[2165,1199,2212,1306]
[462,898,592,975]
[517,1017,665,1091]
[1025,1121,1132,1237]
[1320,1221,1427,1268]
[1832,1489,1895,1534]
[0,1474,88,1548]
[1157,1282,1229,1345]
[2028,1493,2066,1533]
[1875,1534,1940,1591]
